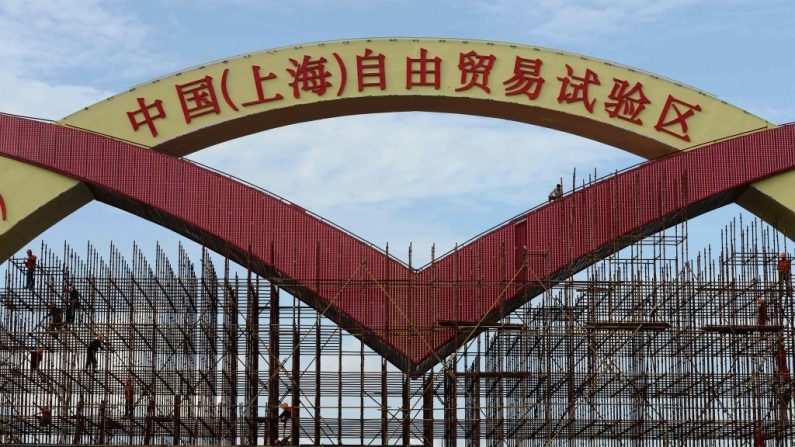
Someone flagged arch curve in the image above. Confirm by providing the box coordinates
[4,38,793,263]
[1,113,793,374]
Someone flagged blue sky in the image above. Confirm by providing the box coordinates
[1,0,794,266]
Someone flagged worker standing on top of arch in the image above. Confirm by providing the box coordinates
[778,252,792,297]
[548,184,563,202]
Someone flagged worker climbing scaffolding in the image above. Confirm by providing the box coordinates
[778,252,792,297]
[754,423,775,447]
[758,297,768,326]
[64,284,80,324]
[0,228,793,444]
[29,346,43,371]
[45,302,63,336]
[124,377,135,418]
[38,405,51,427]
[85,335,105,371]
[24,249,36,291]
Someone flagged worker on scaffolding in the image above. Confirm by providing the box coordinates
[778,252,792,297]
[758,297,769,326]
[775,338,792,416]
[30,346,43,370]
[38,405,52,427]
[46,302,64,336]
[279,401,297,434]
[144,398,155,445]
[24,249,37,290]
[548,184,563,202]
[64,284,80,324]
[85,335,105,371]
[124,377,135,418]
[73,395,86,445]
[754,422,775,447]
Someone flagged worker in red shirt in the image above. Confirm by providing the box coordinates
[754,423,774,447]
[30,346,44,370]
[39,405,52,427]
[124,377,135,418]
[24,249,37,290]
[778,252,792,296]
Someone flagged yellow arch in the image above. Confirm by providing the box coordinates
[0,38,789,260]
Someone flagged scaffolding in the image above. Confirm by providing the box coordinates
[0,215,793,446]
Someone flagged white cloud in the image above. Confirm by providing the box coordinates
[189,113,639,265]
[0,71,110,119]
[190,113,633,209]
[472,0,702,44]
[0,0,160,83]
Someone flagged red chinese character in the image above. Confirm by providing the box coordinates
[126,97,166,137]
[557,64,601,113]
[456,51,496,93]
[503,57,545,100]
[176,76,220,124]
[406,48,441,89]
[604,79,650,125]
[0,193,6,221]
[242,65,284,107]
[357,48,386,91]
[287,55,333,98]
[654,95,702,142]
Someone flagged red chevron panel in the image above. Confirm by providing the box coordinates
[1,113,794,374]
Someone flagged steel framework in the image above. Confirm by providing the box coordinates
[0,215,793,446]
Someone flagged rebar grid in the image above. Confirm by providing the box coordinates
[0,217,792,446]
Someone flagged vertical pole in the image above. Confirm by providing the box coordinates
[403,373,411,447]
[245,260,259,446]
[382,357,388,446]
[423,372,434,446]
[314,242,321,446]
[174,394,182,445]
[267,281,280,445]
[291,304,300,445]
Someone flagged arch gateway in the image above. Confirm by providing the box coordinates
[1,38,793,261]
[1,39,795,445]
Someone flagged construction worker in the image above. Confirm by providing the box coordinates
[73,396,86,445]
[85,335,105,370]
[144,398,155,445]
[548,184,563,202]
[758,297,768,326]
[778,252,792,296]
[24,249,36,290]
[30,346,43,370]
[39,405,52,427]
[124,377,135,418]
[279,402,295,426]
[65,285,80,324]
[754,423,774,447]
[47,302,64,335]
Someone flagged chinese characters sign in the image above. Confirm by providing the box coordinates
[61,39,766,154]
